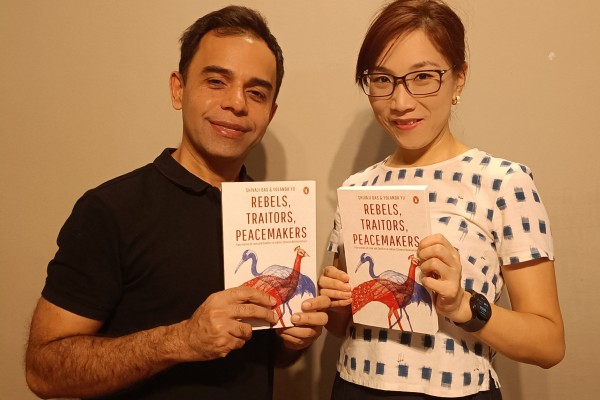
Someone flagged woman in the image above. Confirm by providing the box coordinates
[319,1,565,399]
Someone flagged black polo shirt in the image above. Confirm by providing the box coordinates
[43,148,275,399]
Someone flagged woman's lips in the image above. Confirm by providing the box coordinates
[393,118,422,131]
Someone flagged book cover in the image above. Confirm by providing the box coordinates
[337,185,437,334]
[222,181,317,329]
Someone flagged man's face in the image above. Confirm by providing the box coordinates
[171,31,278,168]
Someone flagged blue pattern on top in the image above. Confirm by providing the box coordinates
[331,149,554,395]
[481,156,491,168]
[466,202,477,216]
[492,179,502,191]
[400,332,412,346]
[515,187,526,202]
[398,364,409,378]
[441,372,452,388]
[422,367,432,382]
[522,217,531,232]
[464,372,472,386]
[539,220,547,234]
[379,330,388,343]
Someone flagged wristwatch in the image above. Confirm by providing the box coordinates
[454,289,492,332]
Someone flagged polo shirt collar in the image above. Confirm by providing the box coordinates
[153,148,250,193]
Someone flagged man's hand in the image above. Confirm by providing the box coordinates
[179,286,279,361]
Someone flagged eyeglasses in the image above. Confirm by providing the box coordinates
[359,69,451,97]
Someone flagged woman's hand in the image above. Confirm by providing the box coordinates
[417,233,469,322]
[318,266,352,311]
[318,258,353,337]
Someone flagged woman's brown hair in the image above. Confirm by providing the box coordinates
[356,0,466,87]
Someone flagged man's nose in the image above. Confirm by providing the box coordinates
[221,86,248,115]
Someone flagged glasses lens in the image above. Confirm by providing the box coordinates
[405,71,442,95]
[364,74,394,97]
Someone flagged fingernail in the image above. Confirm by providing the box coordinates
[291,314,300,323]
[270,296,277,305]
[302,300,311,310]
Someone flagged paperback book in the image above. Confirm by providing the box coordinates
[337,185,437,334]
[222,180,317,329]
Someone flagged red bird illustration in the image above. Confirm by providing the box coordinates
[235,249,316,317]
[240,246,308,327]
[351,255,431,331]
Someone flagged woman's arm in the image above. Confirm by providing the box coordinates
[418,234,565,368]
[478,259,565,368]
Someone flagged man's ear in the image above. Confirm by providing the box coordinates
[269,103,278,122]
[169,71,184,110]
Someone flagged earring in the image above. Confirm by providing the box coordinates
[452,95,461,106]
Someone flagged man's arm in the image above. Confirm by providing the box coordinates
[26,287,278,399]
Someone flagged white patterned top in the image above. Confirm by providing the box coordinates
[328,148,554,397]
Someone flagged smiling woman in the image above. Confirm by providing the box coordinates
[319,1,565,399]
[6,1,597,399]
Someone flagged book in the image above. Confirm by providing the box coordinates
[337,185,437,334]
[222,181,317,329]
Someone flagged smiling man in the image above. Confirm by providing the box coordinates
[25,6,329,400]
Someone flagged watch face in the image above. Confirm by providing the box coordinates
[472,293,492,321]
[455,290,492,332]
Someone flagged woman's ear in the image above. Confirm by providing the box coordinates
[454,62,468,96]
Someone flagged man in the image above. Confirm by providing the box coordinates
[25,6,329,399]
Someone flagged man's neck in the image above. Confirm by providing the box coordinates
[171,146,242,189]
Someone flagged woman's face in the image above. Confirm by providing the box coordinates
[368,29,465,153]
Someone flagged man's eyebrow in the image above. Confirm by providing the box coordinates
[246,77,273,92]
[202,65,273,92]
[202,65,232,76]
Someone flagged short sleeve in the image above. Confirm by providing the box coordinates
[42,192,123,321]
[327,205,342,253]
[494,167,554,266]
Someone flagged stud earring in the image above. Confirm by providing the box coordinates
[452,95,461,106]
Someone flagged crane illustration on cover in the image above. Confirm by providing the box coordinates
[351,253,433,331]
[236,246,313,327]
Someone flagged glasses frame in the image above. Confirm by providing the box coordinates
[360,69,452,97]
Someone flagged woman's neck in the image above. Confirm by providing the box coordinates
[386,131,470,168]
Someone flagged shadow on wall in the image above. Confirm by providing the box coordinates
[245,128,287,181]
[493,288,527,400]
[327,109,395,201]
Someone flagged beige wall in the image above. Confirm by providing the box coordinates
[1,1,598,399]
